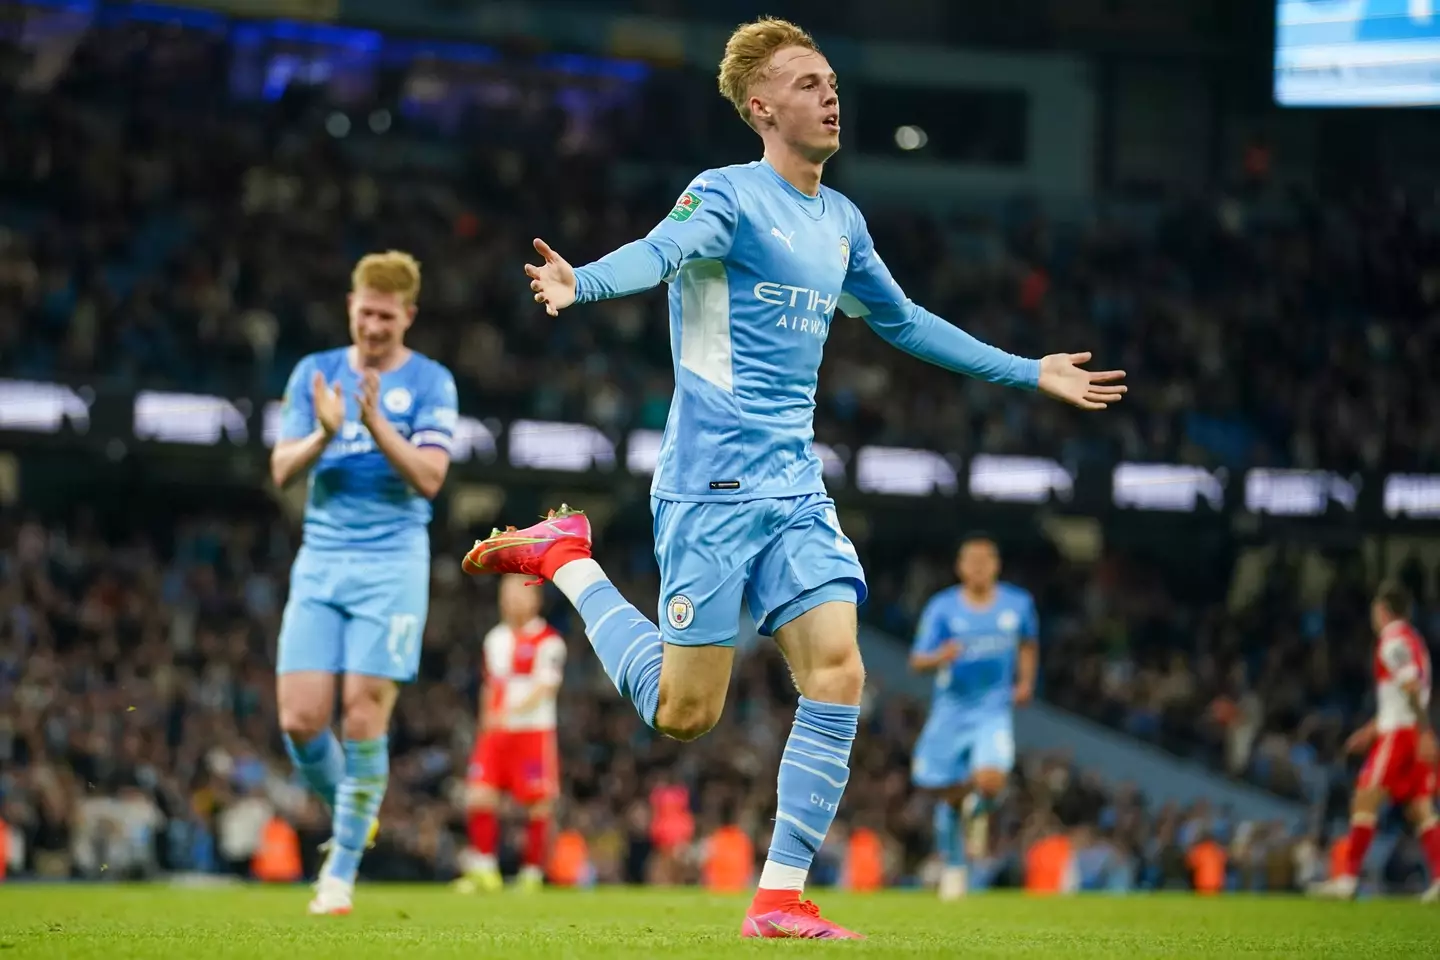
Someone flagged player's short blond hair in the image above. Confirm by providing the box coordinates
[352,250,421,307]
[718,17,820,128]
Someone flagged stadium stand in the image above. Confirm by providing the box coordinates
[2,1,1439,902]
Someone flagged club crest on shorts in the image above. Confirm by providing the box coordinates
[667,595,694,630]
[383,387,413,414]
[839,235,850,271]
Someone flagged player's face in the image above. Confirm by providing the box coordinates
[754,46,840,162]
[957,541,1000,590]
[347,286,415,364]
[499,573,541,624]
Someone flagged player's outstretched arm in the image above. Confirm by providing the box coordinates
[868,306,1126,410]
[271,368,343,488]
[842,218,1125,409]
[528,236,673,316]
[527,173,737,315]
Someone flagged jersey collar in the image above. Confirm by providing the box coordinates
[759,159,827,220]
[957,585,999,613]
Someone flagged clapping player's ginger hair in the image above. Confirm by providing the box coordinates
[352,250,422,307]
[718,17,821,129]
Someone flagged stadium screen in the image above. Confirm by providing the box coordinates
[1275,0,1440,106]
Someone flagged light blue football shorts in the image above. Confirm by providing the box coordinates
[276,546,429,682]
[910,711,1016,789]
[650,492,868,647]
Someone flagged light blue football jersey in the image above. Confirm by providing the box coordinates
[573,160,1039,503]
[912,583,1038,721]
[278,348,457,553]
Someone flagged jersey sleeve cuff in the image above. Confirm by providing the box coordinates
[412,430,453,452]
[573,268,595,303]
[1017,357,1042,390]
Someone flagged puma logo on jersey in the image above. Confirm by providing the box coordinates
[771,227,796,252]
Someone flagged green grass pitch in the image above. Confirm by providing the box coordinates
[0,885,1433,958]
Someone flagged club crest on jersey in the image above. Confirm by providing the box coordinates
[839,236,850,270]
[997,610,1020,632]
[668,191,703,222]
[383,387,413,414]
[667,595,695,630]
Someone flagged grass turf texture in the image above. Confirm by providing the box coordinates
[0,885,1433,958]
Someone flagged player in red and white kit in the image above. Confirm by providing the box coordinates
[1311,582,1440,902]
[456,573,566,893]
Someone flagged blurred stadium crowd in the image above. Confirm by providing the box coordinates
[2,8,1440,896]
[4,503,1438,893]
[4,18,1440,469]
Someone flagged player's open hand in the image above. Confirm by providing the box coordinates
[1013,682,1034,707]
[311,370,344,436]
[525,238,576,317]
[1420,730,1439,765]
[1037,353,1127,411]
[355,369,381,429]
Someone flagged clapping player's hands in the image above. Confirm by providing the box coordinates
[525,238,577,317]
[1037,353,1127,410]
[356,369,382,430]
[311,370,344,436]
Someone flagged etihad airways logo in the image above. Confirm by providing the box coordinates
[753,282,839,317]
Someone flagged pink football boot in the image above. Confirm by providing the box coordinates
[462,504,592,584]
[741,895,865,940]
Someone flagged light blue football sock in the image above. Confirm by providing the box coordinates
[575,580,662,727]
[283,729,343,811]
[766,697,858,871]
[325,737,388,884]
[934,801,965,867]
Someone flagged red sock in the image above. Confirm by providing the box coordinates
[524,816,550,868]
[1344,819,1376,878]
[539,538,592,581]
[468,809,498,856]
[1419,823,1440,878]
[750,888,802,913]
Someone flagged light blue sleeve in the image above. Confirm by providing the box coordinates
[840,209,1040,390]
[911,594,949,655]
[412,364,459,454]
[573,171,739,302]
[278,356,317,442]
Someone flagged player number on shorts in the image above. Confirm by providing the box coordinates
[825,507,857,556]
[386,614,420,667]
